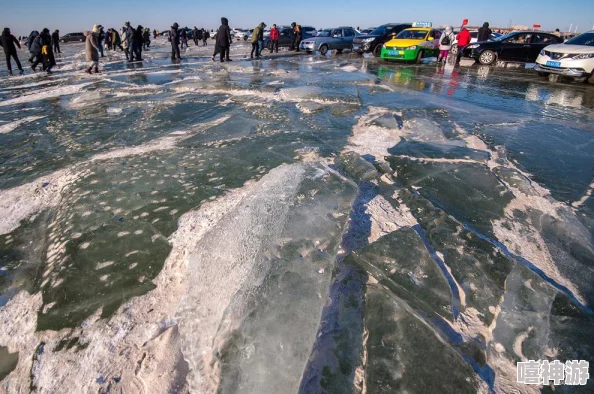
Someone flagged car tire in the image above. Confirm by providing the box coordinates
[244,36,248,41]
[336,49,344,54]
[478,50,496,65]
[451,44,458,55]
[415,50,424,64]
[372,44,382,57]
[267,41,272,51]
[319,44,329,56]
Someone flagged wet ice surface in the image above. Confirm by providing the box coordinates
[1,38,594,393]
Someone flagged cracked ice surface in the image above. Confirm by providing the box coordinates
[1,38,594,393]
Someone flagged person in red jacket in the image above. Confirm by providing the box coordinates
[269,24,279,53]
[456,26,471,64]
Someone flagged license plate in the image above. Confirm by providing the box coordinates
[388,51,397,56]
[546,61,561,68]
[353,45,359,50]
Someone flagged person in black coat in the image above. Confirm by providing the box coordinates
[130,25,144,61]
[170,23,181,60]
[477,22,492,42]
[31,28,55,73]
[51,30,61,54]
[1,28,24,74]
[214,17,232,62]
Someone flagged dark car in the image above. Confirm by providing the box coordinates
[60,32,86,43]
[461,31,563,65]
[264,26,316,50]
[352,23,412,57]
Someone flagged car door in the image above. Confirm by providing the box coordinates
[499,33,531,62]
[280,28,293,46]
[527,34,556,62]
[343,28,356,49]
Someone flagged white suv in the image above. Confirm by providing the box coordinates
[535,31,594,80]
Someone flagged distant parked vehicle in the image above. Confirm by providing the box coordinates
[300,27,358,55]
[60,32,85,43]
[352,23,412,57]
[461,31,563,65]
[360,27,376,35]
[263,26,316,50]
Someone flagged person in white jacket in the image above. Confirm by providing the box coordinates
[438,26,455,63]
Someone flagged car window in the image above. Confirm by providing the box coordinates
[431,30,441,39]
[470,31,478,38]
[396,30,428,40]
[332,29,343,38]
[532,34,554,44]
[565,32,594,46]
[345,29,355,37]
[317,30,332,37]
[505,33,530,44]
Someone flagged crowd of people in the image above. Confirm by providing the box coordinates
[0,17,310,74]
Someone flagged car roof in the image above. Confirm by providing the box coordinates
[380,23,412,27]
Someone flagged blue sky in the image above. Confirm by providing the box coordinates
[4,0,593,37]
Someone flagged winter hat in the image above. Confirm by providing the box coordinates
[125,22,130,27]
[92,25,101,33]
[291,22,296,27]
[173,23,179,29]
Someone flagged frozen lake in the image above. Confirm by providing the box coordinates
[1,38,593,393]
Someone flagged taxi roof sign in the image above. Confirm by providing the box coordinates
[412,22,432,28]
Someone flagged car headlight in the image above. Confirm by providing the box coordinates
[467,44,480,49]
[362,38,375,42]
[407,46,417,50]
[572,53,594,60]
[539,49,545,56]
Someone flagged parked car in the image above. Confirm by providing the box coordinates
[352,23,412,57]
[60,32,85,43]
[359,27,376,35]
[534,31,594,80]
[263,26,316,50]
[451,31,502,54]
[235,29,251,41]
[299,27,358,55]
[461,31,563,65]
[380,25,441,63]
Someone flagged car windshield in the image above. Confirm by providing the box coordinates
[396,30,428,40]
[317,30,332,37]
[492,32,517,42]
[370,26,388,36]
[565,32,594,46]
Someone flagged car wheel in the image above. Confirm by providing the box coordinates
[478,50,496,65]
[372,45,382,57]
[537,71,550,77]
[415,50,424,64]
[336,49,344,54]
[319,44,329,56]
[244,36,248,41]
[267,41,272,51]
[451,44,458,55]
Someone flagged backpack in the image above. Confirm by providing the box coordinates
[441,33,451,46]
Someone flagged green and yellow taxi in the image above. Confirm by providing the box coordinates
[380,22,441,63]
